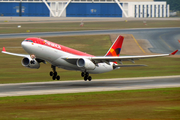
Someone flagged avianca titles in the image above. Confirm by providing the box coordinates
[2,36,179,81]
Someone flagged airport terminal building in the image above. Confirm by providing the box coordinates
[0,0,169,18]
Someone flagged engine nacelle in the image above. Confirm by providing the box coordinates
[77,58,96,70]
[22,57,40,69]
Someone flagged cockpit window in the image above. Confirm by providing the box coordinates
[24,40,33,42]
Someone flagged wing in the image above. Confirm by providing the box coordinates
[1,47,29,57]
[92,51,178,63]
[64,50,179,64]
[2,47,46,64]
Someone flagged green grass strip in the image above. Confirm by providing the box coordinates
[0,87,180,120]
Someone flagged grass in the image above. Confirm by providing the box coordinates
[0,87,180,119]
[0,20,180,34]
[0,35,180,83]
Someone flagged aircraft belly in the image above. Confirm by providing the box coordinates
[52,58,80,71]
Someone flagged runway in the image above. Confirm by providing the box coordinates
[0,75,180,97]
[1,27,180,54]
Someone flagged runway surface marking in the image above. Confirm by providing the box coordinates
[159,34,173,50]
[131,34,146,53]
[0,75,180,97]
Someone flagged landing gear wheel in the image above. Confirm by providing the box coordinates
[57,75,60,80]
[54,72,57,77]
[85,72,89,77]
[52,76,56,80]
[81,72,85,77]
[50,71,53,76]
[50,65,61,81]
[82,71,92,81]
[88,76,92,81]
[84,76,87,81]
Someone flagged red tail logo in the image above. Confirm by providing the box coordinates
[105,36,124,57]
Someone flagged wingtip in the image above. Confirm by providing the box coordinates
[170,50,179,55]
[2,47,6,52]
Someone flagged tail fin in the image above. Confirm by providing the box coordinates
[105,35,124,57]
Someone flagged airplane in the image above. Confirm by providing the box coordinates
[2,35,179,81]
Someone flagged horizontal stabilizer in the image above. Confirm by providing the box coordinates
[113,64,147,67]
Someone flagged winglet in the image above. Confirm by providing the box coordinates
[170,50,178,55]
[2,47,6,52]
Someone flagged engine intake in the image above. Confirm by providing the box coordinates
[22,57,40,69]
[77,58,95,70]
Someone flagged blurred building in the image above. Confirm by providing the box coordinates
[0,0,169,17]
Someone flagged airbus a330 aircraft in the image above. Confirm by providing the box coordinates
[2,36,178,81]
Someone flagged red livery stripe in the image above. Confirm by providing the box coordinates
[26,37,94,57]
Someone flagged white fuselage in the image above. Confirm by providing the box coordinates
[21,41,115,74]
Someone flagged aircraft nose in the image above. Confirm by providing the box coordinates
[21,41,26,48]
[21,41,24,46]
[21,41,31,50]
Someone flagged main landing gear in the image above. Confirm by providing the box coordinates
[50,65,60,80]
[81,72,92,81]
[49,66,92,81]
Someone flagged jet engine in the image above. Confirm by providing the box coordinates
[77,58,96,70]
[21,57,40,69]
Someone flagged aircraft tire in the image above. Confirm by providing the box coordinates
[50,71,53,76]
[85,72,89,77]
[81,72,84,77]
[54,72,57,77]
[52,76,56,80]
[84,76,87,81]
[88,76,92,81]
[57,75,60,80]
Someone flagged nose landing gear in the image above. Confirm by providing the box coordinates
[50,65,60,80]
[81,72,92,81]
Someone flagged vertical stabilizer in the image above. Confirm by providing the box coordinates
[105,36,124,57]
